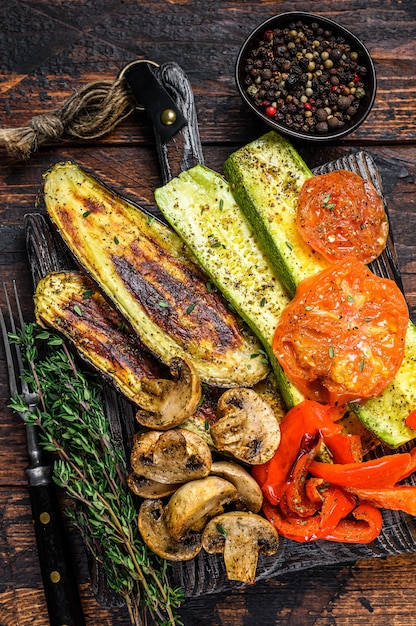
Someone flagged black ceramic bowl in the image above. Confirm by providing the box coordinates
[236,12,377,141]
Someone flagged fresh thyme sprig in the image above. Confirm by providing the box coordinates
[9,322,184,626]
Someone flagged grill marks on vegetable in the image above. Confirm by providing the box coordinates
[111,236,242,353]
[44,162,269,387]
[34,271,169,401]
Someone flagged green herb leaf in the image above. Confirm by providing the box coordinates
[216,523,227,537]
[11,322,184,623]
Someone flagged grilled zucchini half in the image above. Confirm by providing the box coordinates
[34,270,169,401]
[223,131,416,447]
[154,163,304,408]
[223,131,327,298]
[42,162,269,388]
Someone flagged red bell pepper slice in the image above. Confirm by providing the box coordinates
[281,435,322,518]
[324,433,363,464]
[405,409,416,431]
[344,485,416,516]
[308,451,416,489]
[252,400,342,505]
[323,503,382,544]
[263,485,356,542]
[305,478,329,504]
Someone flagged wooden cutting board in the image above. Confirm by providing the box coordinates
[23,63,416,606]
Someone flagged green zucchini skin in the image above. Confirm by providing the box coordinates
[224,131,328,298]
[154,164,304,408]
[224,131,416,447]
[349,320,416,447]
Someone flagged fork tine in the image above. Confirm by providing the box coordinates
[0,303,19,399]
[2,281,29,397]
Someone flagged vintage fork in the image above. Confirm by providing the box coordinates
[1,282,85,626]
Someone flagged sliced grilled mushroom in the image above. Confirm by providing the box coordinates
[127,472,179,499]
[130,428,212,484]
[135,357,202,430]
[165,476,238,541]
[138,498,202,561]
[202,511,279,584]
[210,388,281,464]
[210,461,263,513]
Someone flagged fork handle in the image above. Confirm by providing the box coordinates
[27,475,86,626]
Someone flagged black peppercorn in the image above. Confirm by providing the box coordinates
[329,48,342,62]
[316,108,328,122]
[337,95,351,110]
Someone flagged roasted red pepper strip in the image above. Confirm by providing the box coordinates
[344,485,416,516]
[308,451,416,489]
[252,400,342,504]
[405,409,416,431]
[263,485,356,542]
[324,433,363,464]
[305,478,329,504]
[323,504,382,544]
[281,434,321,518]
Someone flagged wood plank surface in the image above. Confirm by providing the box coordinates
[1,1,416,624]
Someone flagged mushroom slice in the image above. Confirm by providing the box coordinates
[138,499,202,561]
[127,472,179,499]
[211,388,281,464]
[130,428,212,484]
[202,511,279,584]
[135,357,202,430]
[210,461,263,513]
[165,476,238,541]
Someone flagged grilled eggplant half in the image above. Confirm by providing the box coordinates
[41,162,269,387]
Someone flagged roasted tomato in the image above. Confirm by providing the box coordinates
[272,259,408,404]
[296,170,388,264]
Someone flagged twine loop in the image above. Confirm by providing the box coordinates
[29,114,65,141]
[0,75,137,160]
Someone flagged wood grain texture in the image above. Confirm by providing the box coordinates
[1,1,416,624]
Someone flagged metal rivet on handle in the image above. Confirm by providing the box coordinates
[160,108,177,125]
[50,570,61,583]
[39,511,51,524]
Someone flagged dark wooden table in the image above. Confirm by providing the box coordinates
[1,1,416,624]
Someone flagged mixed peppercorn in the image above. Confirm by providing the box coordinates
[242,19,369,134]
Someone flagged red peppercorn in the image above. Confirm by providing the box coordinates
[265,105,277,117]
[331,85,339,92]
[353,74,361,82]
[304,102,312,111]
